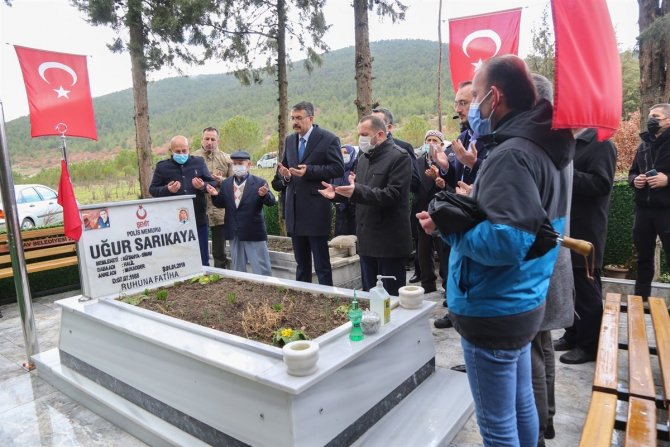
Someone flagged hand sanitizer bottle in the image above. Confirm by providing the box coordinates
[349,290,364,341]
[369,275,395,325]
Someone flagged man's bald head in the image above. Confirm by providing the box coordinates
[170,135,189,154]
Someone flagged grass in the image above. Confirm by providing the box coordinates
[71,167,278,205]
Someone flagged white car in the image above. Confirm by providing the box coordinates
[256,152,278,169]
[0,184,63,231]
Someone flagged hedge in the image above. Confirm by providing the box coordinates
[603,179,667,274]
[603,180,635,267]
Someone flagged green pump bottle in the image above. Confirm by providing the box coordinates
[349,290,364,341]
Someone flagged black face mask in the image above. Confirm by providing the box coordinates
[647,117,661,135]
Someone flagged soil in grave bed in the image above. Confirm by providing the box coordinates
[119,275,364,346]
[266,238,294,253]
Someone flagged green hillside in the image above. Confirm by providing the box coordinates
[6,39,455,173]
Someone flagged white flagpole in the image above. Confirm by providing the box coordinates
[0,99,40,370]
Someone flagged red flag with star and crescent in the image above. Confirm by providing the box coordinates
[448,8,522,92]
[14,45,97,140]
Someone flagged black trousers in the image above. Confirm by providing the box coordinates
[633,206,670,298]
[210,224,229,269]
[359,255,406,297]
[563,268,602,355]
[291,235,333,286]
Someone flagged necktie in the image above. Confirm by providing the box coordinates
[298,137,306,161]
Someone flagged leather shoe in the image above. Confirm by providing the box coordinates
[409,274,420,283]
[434,315,453,329]
[553,337,575,352]
[559,347,596,364]
[544,423,555,440]
[451,364,466,373]
[422,284,437,293]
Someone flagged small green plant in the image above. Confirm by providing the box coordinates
[119,294,148,306]
[209,274,222,283]
[198,275,211,285]
[272,303,283,312]
[276,285,287,294]
[334,304,350,317]
[272,327,309,347]
[227,292,237,304]
[189,276,202,284]
[155,289,168,301]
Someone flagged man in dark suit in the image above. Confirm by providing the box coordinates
[278,101,344,285]
[149,135,216,266]
[207,151,275,275]
[319,115,413,296]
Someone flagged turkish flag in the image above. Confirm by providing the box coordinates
[57,160,82,241]
[551,0,621,141]
[448,8,522,92]
[14,46,97,140]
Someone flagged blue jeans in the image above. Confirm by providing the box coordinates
[461,338,538,446]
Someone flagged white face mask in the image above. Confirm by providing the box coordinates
[232,165,248,177]
[343,153,351,164]
[358,136,374,154]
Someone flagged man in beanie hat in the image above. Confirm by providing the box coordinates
[414,129,454,293]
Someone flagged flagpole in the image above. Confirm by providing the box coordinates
[0,100,40,370]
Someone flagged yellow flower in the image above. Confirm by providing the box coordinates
[281,328,293,338]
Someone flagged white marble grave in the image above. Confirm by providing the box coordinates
[33,196,472,446]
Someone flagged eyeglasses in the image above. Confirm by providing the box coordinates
[290,115,312,122]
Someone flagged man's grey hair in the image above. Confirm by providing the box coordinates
[292,101,314,117]
[371,107,394,125]
[651,103,670,115]
[531,73,553,105]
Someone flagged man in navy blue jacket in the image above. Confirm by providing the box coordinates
[207,151,275,275]
[278,101,344,285]
[150,135,216,266]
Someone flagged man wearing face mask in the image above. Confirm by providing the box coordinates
[417,55,573,446]
[629,103,670,299]
[278,101,344,286]
[150,135,217,266]
[193,127,233,269]
[319,115,412,296]
[206,151,275,275]
[415,130,454,293]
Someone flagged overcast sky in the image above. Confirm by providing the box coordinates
[1,0,639,122]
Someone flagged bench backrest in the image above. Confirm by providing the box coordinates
[0,226,77,279]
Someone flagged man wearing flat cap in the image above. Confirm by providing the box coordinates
[207,151,275,275]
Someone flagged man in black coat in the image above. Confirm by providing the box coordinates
[628,103,670,298]
[278,101,344,286]
[553,129,616,365]
[320,115,412,296]
[149,135,217,266]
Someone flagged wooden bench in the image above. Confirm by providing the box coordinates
[0,226,78,280]
[580,293,670,446]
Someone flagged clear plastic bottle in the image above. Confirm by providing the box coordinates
[369,275,395,325]
[349,290,364,341]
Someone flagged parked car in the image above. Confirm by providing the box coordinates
[0,184,63,231]
[256,152,278,169]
